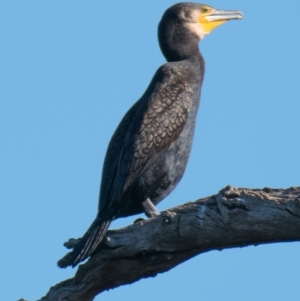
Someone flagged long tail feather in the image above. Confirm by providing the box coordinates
[58,217,111,268]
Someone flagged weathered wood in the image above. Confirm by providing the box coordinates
[32,185,300,301]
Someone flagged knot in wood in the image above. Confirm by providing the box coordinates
[160,211,175,224]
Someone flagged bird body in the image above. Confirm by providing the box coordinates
[58,2,242,268]
[104,58,205,218]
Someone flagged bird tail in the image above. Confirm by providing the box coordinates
[58,216,111,268]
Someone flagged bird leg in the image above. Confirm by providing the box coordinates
[142,198,160,218]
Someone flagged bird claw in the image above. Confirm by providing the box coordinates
[134,217,145,224]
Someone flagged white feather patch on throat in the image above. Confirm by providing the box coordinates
[187,22,208,40]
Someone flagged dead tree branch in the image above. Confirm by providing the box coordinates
[34,185,300,301]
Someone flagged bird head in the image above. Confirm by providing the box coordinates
[187,3,243,40]
[158,3,243,61]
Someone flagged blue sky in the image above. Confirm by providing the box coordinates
[1,1,299,300]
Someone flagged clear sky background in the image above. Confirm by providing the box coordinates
[1,1,299,300]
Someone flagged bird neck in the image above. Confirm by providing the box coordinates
[163,42,202,64]
[158,21,203,64]
[159,41,204,79]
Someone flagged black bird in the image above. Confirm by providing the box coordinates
[58,2,242,268]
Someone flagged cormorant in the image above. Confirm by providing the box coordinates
[58,2,242,268]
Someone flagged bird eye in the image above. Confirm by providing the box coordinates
[201,6,210,14]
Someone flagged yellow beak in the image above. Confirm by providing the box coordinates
[200,9,243,34]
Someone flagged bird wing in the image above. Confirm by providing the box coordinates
[98,100,142,211]
[99,64,191,214]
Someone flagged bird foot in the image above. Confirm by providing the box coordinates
[134,217,145,224]
[142,198,160,218]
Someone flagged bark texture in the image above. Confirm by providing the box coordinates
[32,185,300,301]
